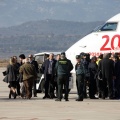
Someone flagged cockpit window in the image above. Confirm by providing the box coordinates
[99,22,118,31]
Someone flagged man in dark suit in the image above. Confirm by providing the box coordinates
[28,54,39,97]
[42,53,57,99]
[113,55,120,99]
[98,53,115,99]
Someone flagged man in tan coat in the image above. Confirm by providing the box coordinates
[19,58,37,99]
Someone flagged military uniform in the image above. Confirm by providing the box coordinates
[19,63,37,99]
[55,55,73,101]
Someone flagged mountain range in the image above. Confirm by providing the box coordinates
[0,19,103,59]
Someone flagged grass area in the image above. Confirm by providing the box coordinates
[0,60,9,67]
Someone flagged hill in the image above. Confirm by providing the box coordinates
[0,20,103,59]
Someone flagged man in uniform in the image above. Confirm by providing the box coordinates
[18,54,26,98]
[19,58,37,99]
[28,54,39,97]
[55,52,73,101]
[75,55,85,101]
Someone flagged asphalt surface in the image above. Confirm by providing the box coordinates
[0,67,120,120]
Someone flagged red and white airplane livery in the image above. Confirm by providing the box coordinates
[66,13,120,72]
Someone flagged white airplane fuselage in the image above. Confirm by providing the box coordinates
[65,13,120,73]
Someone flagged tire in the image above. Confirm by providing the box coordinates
[40,79,45,93]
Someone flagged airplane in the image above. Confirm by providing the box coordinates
[65,13,120,73]
[35,13,120,92]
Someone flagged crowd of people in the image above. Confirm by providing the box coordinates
[75,52,120,101]
[3,54,38,99]
[2,52,120,101]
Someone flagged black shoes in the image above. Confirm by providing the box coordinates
[9,94,11,99]
[9,91,16,99]
[43,95,50,99]
[90,96,98,99]
[65,99,69,101]
[43,96,47,99]
[43,95,57,99]
[76,98,83,101]
[9,91,12,99]
[13,92,16,99]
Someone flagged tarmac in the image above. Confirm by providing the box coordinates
[0,67,120,120]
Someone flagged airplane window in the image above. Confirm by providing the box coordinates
[99,22,118,31]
